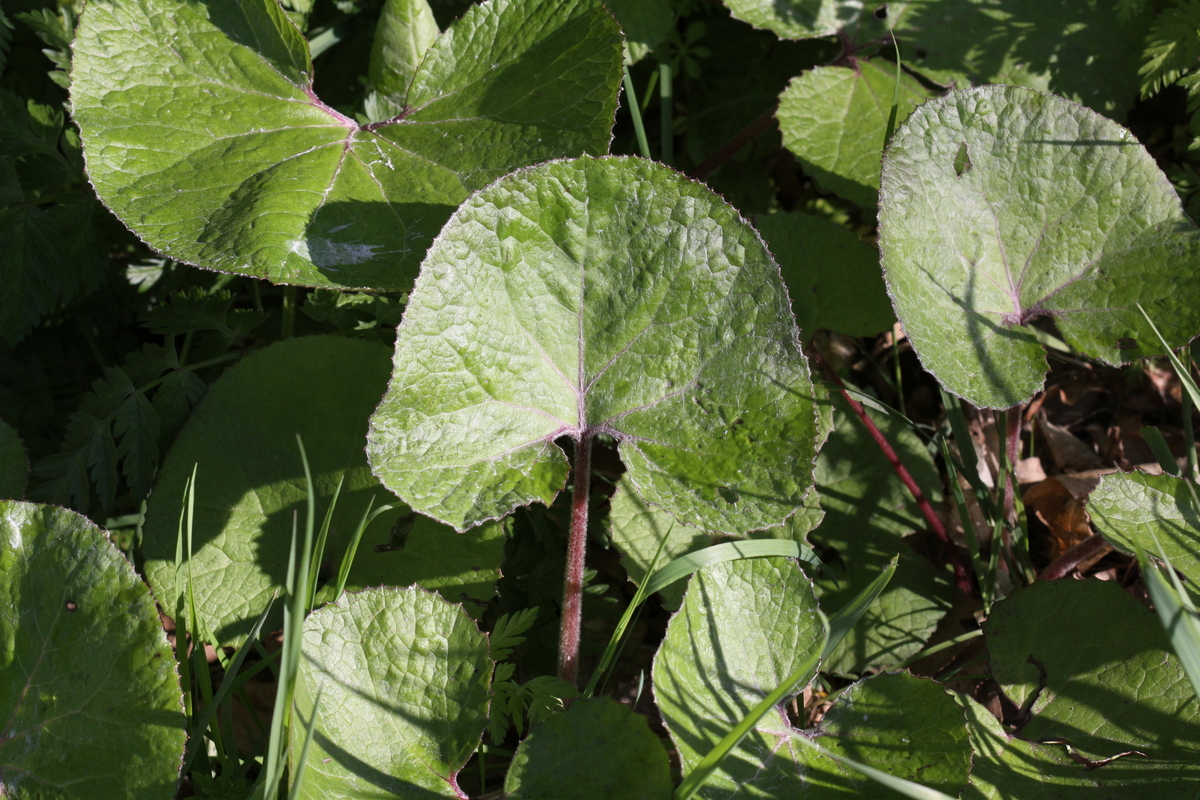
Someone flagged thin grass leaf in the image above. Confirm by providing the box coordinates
[287,689,322,800]
[644,539,824,597]
[891,629,983,671]
[884,33,902,146]
[823,555,896,659]
[674,613,829,800]
[307,473,344,612]
[333,496,396,600]
[585,521,675,698]
[182,597,276,773]
[1139,544,1200,698]
[941,438,992,610]
[623,65,651,159]
[785,729,958,800]
[1139,302,1200,411]
[1142,425,1182,475]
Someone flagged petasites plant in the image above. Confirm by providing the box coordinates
[70,0,622,290]
[0,500,185,798]
[368,155,821,680]
[879,85,1200,408]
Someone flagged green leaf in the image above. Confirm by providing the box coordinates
[879,85,1200,408]
[758,211,894,337]
[0,501,186,798]
[798,673,972,798]
[609,474,824,609]
[1088,470,1200,584]
[71,0,622,290]
[653,557,825,793]
[807,393,950,672]
[290,585,490,798]
[0,417,28,500]
[140,336,504,645]
[604,0,674,64]
[368,0,439,115]
[777,60,933,208]
[503,697,673,799]
[1139,0,1200,98]
[723,1,1148,118]
[368,156,821,534]
[981,580,1200,782]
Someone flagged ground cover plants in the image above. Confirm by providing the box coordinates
[4,0,1200,796]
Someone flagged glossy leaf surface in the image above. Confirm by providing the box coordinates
[141,337,503,645]
[369,156,820,533]
[291,586,490,798]
[72,0,622,289]
[0,501,185,799]
[879,85,1200,407]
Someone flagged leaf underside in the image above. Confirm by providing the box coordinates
[368,156,820,534]
[71,0,622,290]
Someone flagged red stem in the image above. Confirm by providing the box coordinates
[1002,406,1021,538]
[810,349,975,595]
[557,434,592,685]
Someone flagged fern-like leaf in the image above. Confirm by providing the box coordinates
[1140,0,1200,98]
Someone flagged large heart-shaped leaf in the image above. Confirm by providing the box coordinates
[368,156,821,533]
[141,337,504,646]
[291,585,490,798]
[0,501,185,799]
[723,0,1147,118]
[981,580,1200,784]
[71,0,622,290]
[879,85,1200,408]
[776,60,932,208]
[1088,470,1200,583]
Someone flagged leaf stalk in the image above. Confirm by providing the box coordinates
[557,434,593,685]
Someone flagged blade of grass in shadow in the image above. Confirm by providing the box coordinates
[258,435,318,800]
[583,522,675,698]
[1137,302,1200,509]
[307,473,345,611]
[784,728,957,800]
[941,439,991,610]
[1138,543,1200,698]
[182,597,277,773]
[674,613,829,800]
[644,539,825,597]
[890,629,983,671]
[623,65,651,159]
[333,495,397,601]
[884,33,902,146]
[823,555,896,659]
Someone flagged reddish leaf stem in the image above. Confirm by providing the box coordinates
[810,349,975,595]
[1002,405,1022,535]
[557,434,592,685]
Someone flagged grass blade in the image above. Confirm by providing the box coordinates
[674,613,829,800]
[623,65,651,160]
[785,729,957,800]
[1139,545,1200,698]
[823,555,896,659]
[644,539,825,597]
[333,496,396,601]
[307,473,345,611]
[287,689,322,800]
